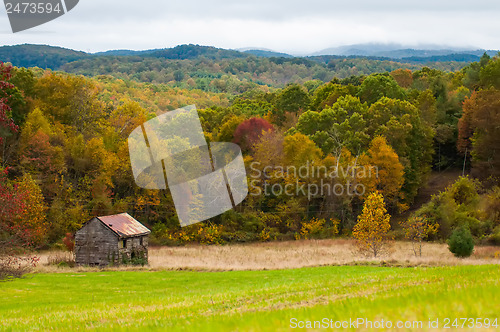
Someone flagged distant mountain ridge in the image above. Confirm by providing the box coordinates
[0,43,498,71]
[242,49,293,58]
[313,43,498,58]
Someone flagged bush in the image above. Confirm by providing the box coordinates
[448,226,475,258]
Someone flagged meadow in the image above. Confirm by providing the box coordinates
[1,263,499,331]
[38,239,500,273]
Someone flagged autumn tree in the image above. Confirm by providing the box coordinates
[390,69,414,88]
[283,133,322,168]
[216,114,246,142]
[34,72,105,136]
[0,168,40,278]
[458,88,500,180]
[352,191,392,257]
[15,174,48,246]
[252,130,284,172]
[400,216,439,257]
[359,136,405,205]
[233,117,273,151]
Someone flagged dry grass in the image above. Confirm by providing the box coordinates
[34,239,500,273]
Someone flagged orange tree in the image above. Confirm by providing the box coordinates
[352,191,392,257]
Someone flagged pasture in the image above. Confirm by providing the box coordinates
[1,263,499,331]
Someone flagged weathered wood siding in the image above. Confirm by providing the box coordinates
[118,236,149,262]
[75,218,119,266]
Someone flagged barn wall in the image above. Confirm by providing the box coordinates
[118,236,149,263]
[75,218,119,266]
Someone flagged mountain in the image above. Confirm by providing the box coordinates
[401,54,482,63]
[0,44,293,70]
[146,44,247,60]
[93,49,159,56]
[243,49,293,58]
[312,43,407,56]
[0,44,89,69]
[312,43,498,59]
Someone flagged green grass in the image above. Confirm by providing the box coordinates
[0,265,499,331]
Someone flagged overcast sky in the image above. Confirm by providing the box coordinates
[0,0,499,54]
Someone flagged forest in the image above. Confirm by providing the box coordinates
[1,48,500,252]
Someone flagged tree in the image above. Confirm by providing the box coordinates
[0,63,20,164]
[400,216,439,257]
[0,167,40,279]
[448,226,474,258]
[360,136,405,204]
[390,69,413,88]
[252,130,284,172]
[216,114,246,142]
[273,84,311,125]
[233,117,273,151]
[283,133,322,168]
[15,174,48,246]
[458,89,500,180]
[295,95,370,155]
[367,97,434,203]
[358,73,405,105]
[479,56,500,89]
[352,191,392,257]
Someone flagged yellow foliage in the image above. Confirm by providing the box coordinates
[352,191,392,257]
[297,218,339,239]
[166,223,224,245]
[16,174,48,245]
[259,228,271,242]
[359,136,404,203]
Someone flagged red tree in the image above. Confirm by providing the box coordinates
[0,168,40,279]
[232,117,273,151]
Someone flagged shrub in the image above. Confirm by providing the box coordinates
[448,226,475,258]
[62,233,75,252]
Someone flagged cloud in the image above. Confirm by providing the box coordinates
[0,0,499,53]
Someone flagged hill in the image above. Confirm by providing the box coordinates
[0,44,89,69]
[242,49,294,58]
[146,44,247,60]
[93,49,159,56]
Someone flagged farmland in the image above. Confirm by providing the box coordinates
[1,263,499,331]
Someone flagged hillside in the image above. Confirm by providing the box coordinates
[0,44,89,69]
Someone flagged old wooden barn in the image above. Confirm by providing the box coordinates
[75,213,151,266]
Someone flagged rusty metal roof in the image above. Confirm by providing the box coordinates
[97,213,151,238]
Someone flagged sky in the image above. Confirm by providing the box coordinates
[0,0,500,54]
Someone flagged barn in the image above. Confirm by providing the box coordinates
[75,213,151,266]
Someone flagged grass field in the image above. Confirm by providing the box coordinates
[1,265,499,331]
[37,240,500,273]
